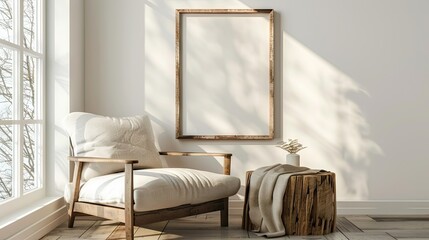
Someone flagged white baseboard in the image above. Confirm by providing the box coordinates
[17,206,67,240]
[337,201,429,215]
[229,200,244,215]
[228,199,429,216]
[1,197,67,240]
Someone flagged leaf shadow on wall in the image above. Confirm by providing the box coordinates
[283,33,384,200]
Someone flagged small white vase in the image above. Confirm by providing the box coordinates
[286,153,300,166]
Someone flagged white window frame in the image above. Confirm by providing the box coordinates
[0,0,45,218]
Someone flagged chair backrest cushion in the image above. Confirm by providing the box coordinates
[64,112,163,181]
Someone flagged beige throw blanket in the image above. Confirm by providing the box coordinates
[248,164,320,237]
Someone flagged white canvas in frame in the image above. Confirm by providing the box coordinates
[176,9,274,140]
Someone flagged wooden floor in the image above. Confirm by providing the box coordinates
[42,214,429,239]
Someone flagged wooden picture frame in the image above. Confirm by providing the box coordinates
[176,9,274,140]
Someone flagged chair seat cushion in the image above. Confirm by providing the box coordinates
[65,168,240,212]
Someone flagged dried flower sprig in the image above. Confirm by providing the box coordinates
[276,139,307,154]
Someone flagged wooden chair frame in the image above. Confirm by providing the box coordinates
[67,151,232,240]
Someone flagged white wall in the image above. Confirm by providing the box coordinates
[1,0,86,238]
[84,0,429,207]
[46,0,85,196]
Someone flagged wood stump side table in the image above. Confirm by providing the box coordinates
[242,171,336,235]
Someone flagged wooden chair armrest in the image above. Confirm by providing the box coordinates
[69,156,138,164]
[159,151,231,157]
[159,151,232,175]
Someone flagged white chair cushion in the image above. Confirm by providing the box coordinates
[65,168,240,212]
[64,112,163,181]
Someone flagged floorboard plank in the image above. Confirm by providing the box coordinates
[396,239,429,240]
[44,220,96,238]
[42,214,429,239]
[325,231,349,240]
[135,221,168,239]
[107,224,139,240]
[364,229,429,238]
[39,236,60,240]
[81,220,120,239]
[337,217,363,233]
[343,232,396,240]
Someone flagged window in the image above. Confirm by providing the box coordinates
[0,0,44,208]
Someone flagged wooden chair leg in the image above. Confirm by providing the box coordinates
[68,162,83,228]
[221,198,229,227]
[68,208,76,228]
[125,164,134,240]
[242,171,252,230]
[125,223,134,240]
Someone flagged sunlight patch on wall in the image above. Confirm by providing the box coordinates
[283,33,383,200]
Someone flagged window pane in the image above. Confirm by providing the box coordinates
[23,124,40,192]
[0,47,13,120]
[0,125,14,202]
[23,0,39,51]
[0,0,14,42]
[23,54,39,120]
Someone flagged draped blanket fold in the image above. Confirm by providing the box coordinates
[248,164,320,238]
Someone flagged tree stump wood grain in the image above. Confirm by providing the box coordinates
[242,171,336,235]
